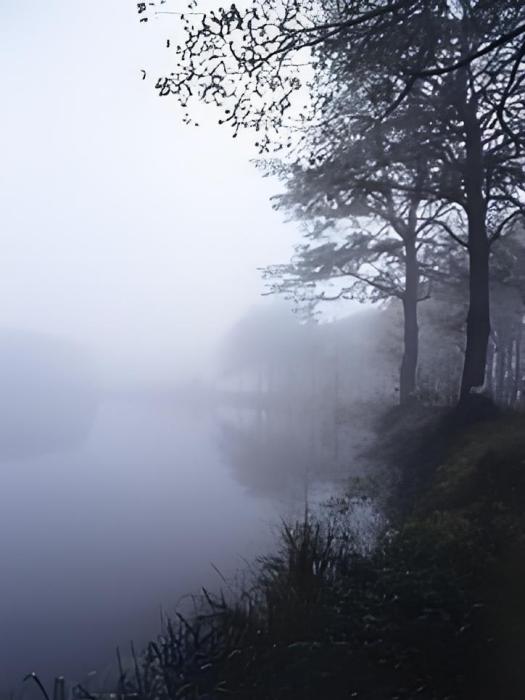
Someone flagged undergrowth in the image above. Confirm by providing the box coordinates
[27,408,525,700]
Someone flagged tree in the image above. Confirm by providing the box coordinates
[488,229,525,405]
[261,123,455,404]
[147,2,525,132]
[420,65,524,399]
[288,2,525,400]
[148,0,525,401]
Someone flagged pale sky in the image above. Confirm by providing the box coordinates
[0,0,299,382]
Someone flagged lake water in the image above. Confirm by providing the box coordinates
[0,399,303,695]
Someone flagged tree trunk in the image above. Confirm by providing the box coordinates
[399,235,419,405]
[496,342,506,405]
[506,343,513,406]
[512,331,521,406]
[459,96,491,402]
[486,338,495,395]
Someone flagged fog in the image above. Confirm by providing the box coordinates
[3,1,524,698]
[1,0,297,385]
[0,0,311,692]
[0,0,380,693]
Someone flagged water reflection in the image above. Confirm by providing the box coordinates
[0,332,373,696]
[217,400,375,502]
[0,401,280,695]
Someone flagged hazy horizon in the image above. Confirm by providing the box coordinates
[1,0,302,385]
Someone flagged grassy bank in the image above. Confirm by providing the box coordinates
[37,405,525,700]
[102,405,524,699]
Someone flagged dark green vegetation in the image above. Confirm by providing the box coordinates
[103,405,525,700]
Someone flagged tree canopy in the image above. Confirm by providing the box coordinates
[143,0,525,403]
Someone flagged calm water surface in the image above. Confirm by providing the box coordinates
[0,399,289,693]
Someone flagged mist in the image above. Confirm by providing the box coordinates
[0,0,305,690]
[1,0,299,386]
[2,1,525,699]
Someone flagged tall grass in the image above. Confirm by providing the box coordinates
[109,515,367,700]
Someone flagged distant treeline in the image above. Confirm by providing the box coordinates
[219,293,525,411]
